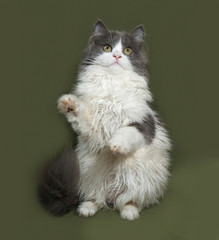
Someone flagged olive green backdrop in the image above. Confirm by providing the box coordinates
[1,0,219,239]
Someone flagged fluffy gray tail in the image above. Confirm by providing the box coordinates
[38,146,80,216]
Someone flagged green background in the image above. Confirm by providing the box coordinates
[1,0,219,239]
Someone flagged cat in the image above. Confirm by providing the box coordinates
[39,20,171,220]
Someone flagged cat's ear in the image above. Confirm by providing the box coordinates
[130,25,145,44]
[94,20,109,36]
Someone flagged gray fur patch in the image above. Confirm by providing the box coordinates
[129,113,156,144]
[120,31,148,77]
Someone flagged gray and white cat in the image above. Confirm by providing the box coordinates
[39,20,171,220]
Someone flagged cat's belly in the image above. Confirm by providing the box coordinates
[77,146,131,205]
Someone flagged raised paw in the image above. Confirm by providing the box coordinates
[77,201,99,217]
[57,94,79,116]
[110,144,129,155]
[109,137,130,155]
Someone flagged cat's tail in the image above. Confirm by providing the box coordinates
[38,145,80,216]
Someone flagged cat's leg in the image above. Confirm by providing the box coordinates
[119,202,140,220]
[77,201,100,217]
[109,126,145,155]
[57,94,91,134]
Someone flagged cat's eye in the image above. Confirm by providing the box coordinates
[103,45,112,52]
[124,47,132,55]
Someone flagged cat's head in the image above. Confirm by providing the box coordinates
[81,20,148,77]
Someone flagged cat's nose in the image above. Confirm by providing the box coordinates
[113,54,122,59]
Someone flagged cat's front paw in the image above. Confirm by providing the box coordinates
[109,138,130,155]
[57,94,79,116]
[110,144,129,155]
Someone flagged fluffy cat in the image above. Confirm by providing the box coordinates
[39,20,171,220]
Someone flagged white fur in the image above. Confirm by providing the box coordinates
[58,41,171,220]
[77,201,99,217]
[120,204,139,220]
[109,126,145,154]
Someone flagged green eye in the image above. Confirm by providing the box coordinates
[124,47,132,55]
[103,45,112,52]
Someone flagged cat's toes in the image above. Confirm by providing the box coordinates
[110,144,129,155]
[57,94,79,116]
[120,205,139,221]
[109,135,131,155]
[77,201,98,217]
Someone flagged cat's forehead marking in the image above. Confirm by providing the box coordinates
[112,39,122,53]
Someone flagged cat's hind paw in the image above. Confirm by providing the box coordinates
[77,201,99,217]
[57,94,79,116]
[120,205,139,221]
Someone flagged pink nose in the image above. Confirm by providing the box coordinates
[113,54,122,60]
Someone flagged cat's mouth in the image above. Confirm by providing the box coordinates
[110,60,124,69]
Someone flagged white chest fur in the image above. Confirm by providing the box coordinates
[75,66,152,143]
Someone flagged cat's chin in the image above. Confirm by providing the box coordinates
[106,62,127,73]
